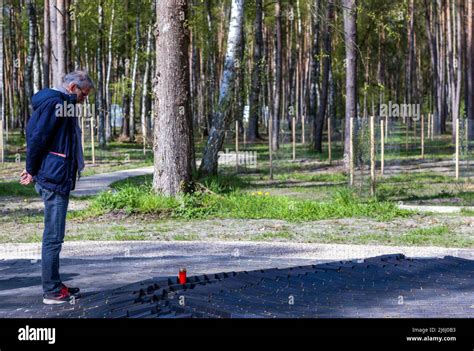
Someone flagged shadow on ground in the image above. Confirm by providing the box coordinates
[2,254,472,318]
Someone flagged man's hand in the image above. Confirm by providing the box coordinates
[20,169,34,186]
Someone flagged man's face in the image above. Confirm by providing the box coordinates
[67,83,91,104]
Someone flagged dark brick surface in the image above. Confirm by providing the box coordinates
[20,254,472,318]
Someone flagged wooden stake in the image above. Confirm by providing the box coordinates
[430,113,434,141]
[380,119,385,175]
[349,117,354,186]
[414,118,417,138]
[91,114,95,164]
[327,117,332,165]
[269,116,273,180]
[81,109,85,154]
[405,117,409,152]
[143,116,147,156]
[292,116,296,161]
[455,117,460,180]
[421,114,425,159]
[235,120,239,173]
[301,114,305,144]
[466,118,469,150]
[370,115,375,196]
[427,113,431,140]
[0,119,4,163]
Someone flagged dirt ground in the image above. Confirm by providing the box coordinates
[0,196,472,247]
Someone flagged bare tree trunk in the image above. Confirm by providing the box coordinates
[56,0,67,84]
[34,29,42,93]
[437,0,447,134]
[65,0,73,72]
[314,0,334,152]
[43,1,50,88]
[424,0,441,135]
[97,0,106,147]
[272,0,282,151]
[405,0,415,128]
[129,15,140,142]
[9,6,23,132]
[25,0,37,117]
[153,0,194,195]
[72,0,80,69]
[466,0,474,139]
[0,0,4,133]
[49,0,59,86]
[141,24,153,147]
[105,2,115,142]
[309,0,321,146]
[120,0,130,139]
[199,0,244,176]
[448,0,462,142]
[342,0,357,169]
[247,0,263,142]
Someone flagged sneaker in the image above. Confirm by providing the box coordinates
[60,283,81,298]
[43,286,72,305]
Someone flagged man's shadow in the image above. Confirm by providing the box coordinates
[0,273,80,291]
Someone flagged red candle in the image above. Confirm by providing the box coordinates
[179,268,187,285]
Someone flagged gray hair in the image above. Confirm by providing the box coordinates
[62,70,95,90]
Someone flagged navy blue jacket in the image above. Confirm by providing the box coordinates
[26,89,79,196]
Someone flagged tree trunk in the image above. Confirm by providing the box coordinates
[120,0,131,139]
[314,0,334,152]
[152,0,194,196]
[0,0,4,133]
[105,2,115,142]
[309,0,321,146]
[43,1,50,88]
[424,0,442,135]
[466,0,474,139]
[141,24,153,146]
[25,0,37,117]
[272,0,282,151]
[129,15,140,142]
[342,0,357,169]
[97,0,106,147]
[56,0,67,84]
[49,0,59,86]
[247,0,263,142]
[405,0,415,129]
[199,0,244,176]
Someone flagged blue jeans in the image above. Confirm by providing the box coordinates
[34,182,69,293]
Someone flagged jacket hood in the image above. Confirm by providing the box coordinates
[32,88,77,110]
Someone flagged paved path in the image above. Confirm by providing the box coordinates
[2,253,473,318]
[399,203,474,213]
[62,254,474,318]
[0,241,473,318]
[71,166,153,197]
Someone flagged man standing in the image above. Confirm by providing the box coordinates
[20,71,94,304]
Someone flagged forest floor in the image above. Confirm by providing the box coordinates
[0,134,473,248]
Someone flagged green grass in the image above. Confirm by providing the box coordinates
[273,172,347,183]
[0,182,37,197]
[251,231,294,241]
[172,233,200,241]
[87,181,413,222]
[396,225,470,246]
[24,230,150,242]
[460,208,474,216]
